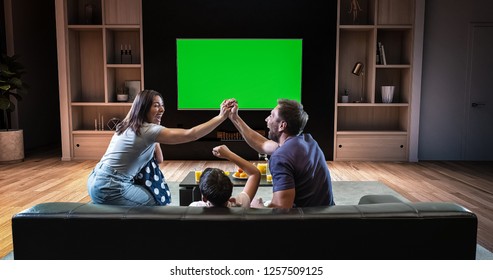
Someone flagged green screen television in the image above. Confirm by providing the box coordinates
[176,38,302,110]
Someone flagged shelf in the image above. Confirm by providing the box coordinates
[105,28,141,65]
[67,25,103,30]
[375,64,411,69]
[376,0,414,25]
[105,25,140,30]
[163,141,258,160]
[339,25,375,30]
[104,0,141,25]
[337,103,409,107]
[336,130,407,135]
[339,0,375,25]
[377,28,413,65]
[72,130,116,135]
[71,106,129,131]
[337,106,409,131]
[376,25,413,30]
[106,64,142,68]
[72,102,132,106]
[67,0,103,25]
[193,138,245,143]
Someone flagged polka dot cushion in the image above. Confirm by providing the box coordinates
[135,158,171,205]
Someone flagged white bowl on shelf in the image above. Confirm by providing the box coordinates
[117,94,129,102]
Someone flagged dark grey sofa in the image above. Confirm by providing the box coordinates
[11,195,477,260]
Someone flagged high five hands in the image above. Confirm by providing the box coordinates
[220,98,238,118]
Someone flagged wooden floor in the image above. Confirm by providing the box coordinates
[1,148,492,259]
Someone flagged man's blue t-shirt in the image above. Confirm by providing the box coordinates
[269,133,335,207]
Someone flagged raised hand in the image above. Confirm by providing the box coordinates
[228,100,239,120]
[212,144,232,159]
[219,98,237,118]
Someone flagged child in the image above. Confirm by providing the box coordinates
[189,145,262,208]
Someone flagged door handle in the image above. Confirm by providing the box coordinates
[472,102,486,108]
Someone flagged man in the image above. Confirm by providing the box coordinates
[229,99,335,208]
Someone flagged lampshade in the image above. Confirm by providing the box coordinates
[352,62,364,76]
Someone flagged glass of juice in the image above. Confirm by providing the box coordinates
[266,165,272,183]
[257,163,267,175]
[194,169,202,182]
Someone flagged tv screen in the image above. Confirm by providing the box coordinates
[176,39,302,110]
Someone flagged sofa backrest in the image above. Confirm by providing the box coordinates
[11,201,477,260]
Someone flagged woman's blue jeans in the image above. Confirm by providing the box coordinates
[87,162,158,206]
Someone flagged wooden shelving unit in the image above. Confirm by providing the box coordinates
[56,0,143,160]
[334,0,415,161]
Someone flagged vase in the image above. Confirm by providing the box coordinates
[125,80,141,102]
[381,86,395,103]
[0,129,24,163]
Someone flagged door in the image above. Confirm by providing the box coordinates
[464,24,493,160]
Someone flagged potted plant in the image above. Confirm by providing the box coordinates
[0,53,29,163]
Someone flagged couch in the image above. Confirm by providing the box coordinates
[11,195,478,260]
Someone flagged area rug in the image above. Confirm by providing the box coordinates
[166,180,408,206]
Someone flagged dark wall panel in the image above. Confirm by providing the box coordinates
[0,0,5,53]
[143,0,336,160]
[10,0,60,153]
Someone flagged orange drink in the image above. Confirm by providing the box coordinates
[194,170,202,182]
[257,163,267,175]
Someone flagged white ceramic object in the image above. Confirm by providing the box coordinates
[117,94,129,102]
[381,86,395,103]
[125,80,141,102]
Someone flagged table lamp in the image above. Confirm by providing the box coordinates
[351,62,364,102]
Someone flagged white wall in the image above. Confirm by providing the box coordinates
[419,0,493,160]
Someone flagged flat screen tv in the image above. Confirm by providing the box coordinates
[176,39,302,110]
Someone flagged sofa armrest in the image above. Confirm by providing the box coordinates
[358,194,406,205]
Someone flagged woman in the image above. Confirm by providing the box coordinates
[87,89,235,206]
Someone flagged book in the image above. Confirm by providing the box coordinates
[381,45,387,65]
[376,43,381,64]
[378,42,387,65]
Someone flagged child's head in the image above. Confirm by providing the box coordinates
[199,167,233,206]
